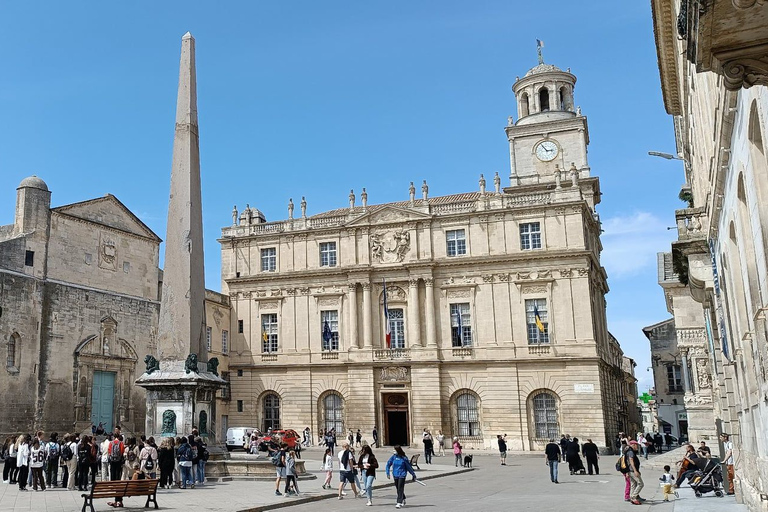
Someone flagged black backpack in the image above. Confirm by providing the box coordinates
[62,443,73,461]
[108,441,123,463]
[77,444,90,463]
[144,457,154,471]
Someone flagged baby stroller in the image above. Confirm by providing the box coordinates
[688,457,725,498]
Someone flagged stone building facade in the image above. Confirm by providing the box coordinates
[219,62,632,451]
[0,177,232,441]
[651,0,768,506]
[642,317,688,439]
[0,177,161,437]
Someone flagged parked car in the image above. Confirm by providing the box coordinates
[268,429,301,449]
[226,427,260,451]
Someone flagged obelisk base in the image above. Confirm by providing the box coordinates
[136,359,225,442]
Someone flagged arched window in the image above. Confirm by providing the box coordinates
[7,333,19,370]
[539,88,550,112]
[559,86,570,110]
[456,392,480,436]
[532,392,559,439]
[323,393,344,433]
[520,92,530,117]
[263,393,281,431]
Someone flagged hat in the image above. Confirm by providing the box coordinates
[628,440,639,446]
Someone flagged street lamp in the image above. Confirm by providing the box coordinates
[648,151,684,160]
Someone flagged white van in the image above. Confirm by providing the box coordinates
[226,427,259,451]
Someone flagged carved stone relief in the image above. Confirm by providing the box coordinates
[381,285,407,302]
[521,284,548,294]
[259,301,279,311]
[380,366,409,382]
[446,289,472,299]
[695,359,711,389]
[99,233,118,271]
[370,229,411,263]
[317,296,340,307]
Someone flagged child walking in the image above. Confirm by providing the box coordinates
[321,448,333,489]
[284,450,300,496]
[659,464,676,501]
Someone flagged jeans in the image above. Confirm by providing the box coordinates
[455,454,462,466]
[641,445,648,459]
[110,461,124,504]
[628,472,644,499]
[548,460,559,482]
[364,474,375,500]
[424,447,432,464]
[394,476,407,504]
[101,460,110,481]
[180,465,193,488]
[77,462,90,490]
[46,457,59,486]
[31,467,45,490]
[196,460,205,484]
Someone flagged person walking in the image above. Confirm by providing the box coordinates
[664,433,673,452]
[436,431,445,456]
[497,435,508,466]
[559,435,569,463]
[452,437,462,467]
[659,465,675,501]
[337,441,359,500]
[654,433,663,453]
[385,445,417,509]
[355,430,362,448]
[637,433,648,460]
[545,438,560,483]
[627,440,645,505]
[582,438,600,475]
[358,444,379,507]
[720,433,735,495]
[321,448,334,489]
[284,450,300,496]
[423,431,433,464]
[372,427,378,448]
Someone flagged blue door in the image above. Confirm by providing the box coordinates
[91,371,116,433]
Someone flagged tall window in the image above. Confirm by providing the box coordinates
[446,229,467,257]
[220,371,231,400]
[539,88,550,112]
[388,308,405,349]
[222,330,229,354]
[261,248,276,272]
[520,222,542,250]
[456,393,480,436]
[206,326,212,351]
[261,314,278,353]
[321,310,339,351]
[263,393,281,431]
[532,392,559,439]
[7,334,18,369]
[323,393,344,433]
[526,299,549,344]
[667,364,683,393]
[238,319,244,334]
[320,242,337,267]
[450,303,472,347]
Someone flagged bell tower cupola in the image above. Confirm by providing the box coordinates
[505,49,590,188]
[512,63,577,126]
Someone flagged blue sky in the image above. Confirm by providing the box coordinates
[0,1,682,392]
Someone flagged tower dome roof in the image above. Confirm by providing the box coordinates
[524,63,563,77]
[18,175,49,191]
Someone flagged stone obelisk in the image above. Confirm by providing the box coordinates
[137,32,224,441]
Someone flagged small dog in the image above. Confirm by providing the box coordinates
[463,454,473,467]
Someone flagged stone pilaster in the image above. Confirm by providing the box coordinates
[408,278,421,347]
[362,282,373,348]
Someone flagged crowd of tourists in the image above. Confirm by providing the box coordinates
[1,425,209,504]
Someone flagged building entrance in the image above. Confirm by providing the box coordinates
[382,393,409,446]
[91,371,115,433]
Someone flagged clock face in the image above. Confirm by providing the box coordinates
[535,141,559,162]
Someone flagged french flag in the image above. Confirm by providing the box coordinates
[383,278,391,349]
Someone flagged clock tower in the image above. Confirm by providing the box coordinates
[506,62,590,187]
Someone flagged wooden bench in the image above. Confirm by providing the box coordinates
[81,479,159,512]
[409,453,421,470]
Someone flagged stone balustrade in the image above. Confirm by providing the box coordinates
[527,344,551,355]
[431,201,477,215]
[675,207,707,241]
[373,348,411,360]
[505,192,552,208]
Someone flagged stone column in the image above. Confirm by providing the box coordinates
[408,278,421,347]
[348,283,360,349]
[681,349,692,393]
[362,283,373,348]
[425,278,437,347]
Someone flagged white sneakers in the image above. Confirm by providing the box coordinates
[367,501,373,506]
[396,505,402,509]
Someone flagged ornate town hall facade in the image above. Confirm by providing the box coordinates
[220,61,634,450]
